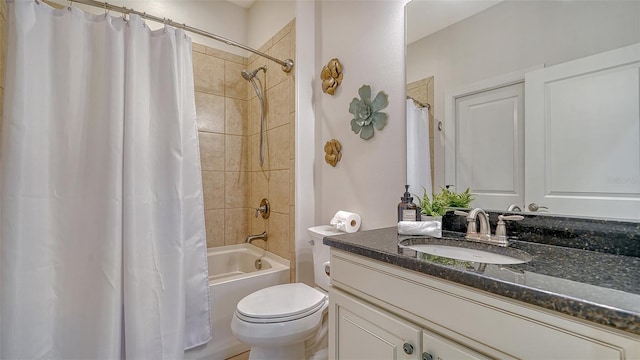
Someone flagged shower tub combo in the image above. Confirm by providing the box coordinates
[185,243,290,360]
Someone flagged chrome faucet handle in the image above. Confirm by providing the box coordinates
[254,198,270,219]
[453,210,469,217]
[495,214,524,237]
[454,210,478,237]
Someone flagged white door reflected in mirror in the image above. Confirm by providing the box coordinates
[405,0,640,220]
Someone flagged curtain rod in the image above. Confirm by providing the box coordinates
[406,96,430,110]
[62,0,295,73]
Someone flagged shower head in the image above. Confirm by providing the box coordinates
[241,65,267,81]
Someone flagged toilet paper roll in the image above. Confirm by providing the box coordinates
[330,211,362,233]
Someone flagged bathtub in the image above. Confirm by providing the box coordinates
[185,243,290,360]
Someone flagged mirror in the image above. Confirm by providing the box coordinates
[405,0,640,220]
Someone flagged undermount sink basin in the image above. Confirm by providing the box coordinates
[399,238,532,265]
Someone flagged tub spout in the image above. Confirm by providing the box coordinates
[246,231,267,244]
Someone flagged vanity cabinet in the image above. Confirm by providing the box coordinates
[328,249,640,359]
[330,289,422,359]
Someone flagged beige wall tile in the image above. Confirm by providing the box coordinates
[289,250,296,282]
[256,39,273,61]
[225,135,248,172]
[224,208,249,245]
[288,75,295,115]
[250,216,267,245]
[206,46,246,65]
[289,20,296,60]
[266,81,290,131]
[267,124,289,171]
[289,205,295,252]
[267,35,290,87]
[225,98,247,136]
[250,171,269,212]
[250,133,269,171]
[268,170,289,214]
[202,170,224,210]
[195,92,225,133]
[225,61,248,100]
[248,97,261,136]
[192,42,206,54]
[289,112,295,160]
[196,21,296,251]
[267,212,289,259]
[225,171,249,208]
[193,52,225,96]
[289,159,295,207]
[199,132,225,171]
[205,209,225,248]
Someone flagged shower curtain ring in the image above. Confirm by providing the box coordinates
[67,0,72,11]
[104,1,108,16]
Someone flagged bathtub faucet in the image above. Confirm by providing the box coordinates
[246,231,268,244]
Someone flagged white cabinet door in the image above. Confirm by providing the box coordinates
[525,43,640,219]
[422,329,489,360]
[329,288,421,360]
[454,83,525,211]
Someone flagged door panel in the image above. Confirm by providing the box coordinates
[455,83,525,211]
[525,44,640,219]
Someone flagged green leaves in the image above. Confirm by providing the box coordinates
[415,187,474,217]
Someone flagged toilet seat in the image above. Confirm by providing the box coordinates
[236,283,327,324]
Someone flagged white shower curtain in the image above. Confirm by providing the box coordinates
[406,99,433,199]
[0,1,211,358]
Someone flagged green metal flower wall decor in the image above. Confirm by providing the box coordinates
[349,85,389,140]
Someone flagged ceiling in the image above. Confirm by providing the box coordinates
[226,0,255,9]
[225,0,502,43]
[406,0,503,44]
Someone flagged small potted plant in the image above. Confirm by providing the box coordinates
[416,187,474,221]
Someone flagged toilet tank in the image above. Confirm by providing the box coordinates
[307,225,344,291]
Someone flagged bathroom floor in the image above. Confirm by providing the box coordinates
[226,351,249,360]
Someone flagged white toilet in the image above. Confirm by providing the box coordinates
[231,225,342,360]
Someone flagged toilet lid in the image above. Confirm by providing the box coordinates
[236,283,327,323]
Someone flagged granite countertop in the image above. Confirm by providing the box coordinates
[323,227,640,336]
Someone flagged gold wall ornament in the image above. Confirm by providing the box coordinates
[324,139,342,167]
[321,58,343,95]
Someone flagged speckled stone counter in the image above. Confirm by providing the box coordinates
[323,227,640,336]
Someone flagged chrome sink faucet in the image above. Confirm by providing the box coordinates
[455,208,523,247]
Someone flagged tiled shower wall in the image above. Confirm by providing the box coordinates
[195,20,296,281]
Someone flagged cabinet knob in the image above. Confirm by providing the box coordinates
[422,352,434,360]
[403,342,414,355]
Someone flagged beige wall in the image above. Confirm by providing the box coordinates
[314,1,407,230]
[195,20,296,281]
